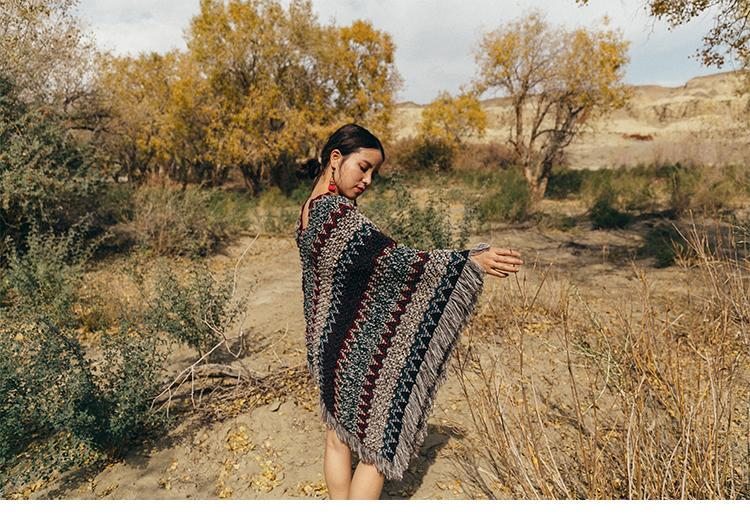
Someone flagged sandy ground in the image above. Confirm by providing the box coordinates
[22,193,720,500]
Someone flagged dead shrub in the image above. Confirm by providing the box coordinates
[448,216,749,499]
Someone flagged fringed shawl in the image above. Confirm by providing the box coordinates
[294,191,488,481]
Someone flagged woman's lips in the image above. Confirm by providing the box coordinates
[354,186,364,192]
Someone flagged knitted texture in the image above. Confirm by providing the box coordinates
[294,191,487,481]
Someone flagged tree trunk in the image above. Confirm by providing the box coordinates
[240,164,260,195]
[523,161,550,205]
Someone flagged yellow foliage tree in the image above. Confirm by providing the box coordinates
[327,19,404,143]
[418,89,487,147]
[94,0,402,190]
[96,51,179,180]
[186,0,402,193]
[472,10,631,202]
[161,54,218,186]
[186,0,316,193]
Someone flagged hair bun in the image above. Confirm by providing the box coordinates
[297,158,321,180]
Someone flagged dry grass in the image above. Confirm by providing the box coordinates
[448,214,750,499]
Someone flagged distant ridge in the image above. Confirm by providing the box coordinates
[392,69,750,168]
[397,70,746,106]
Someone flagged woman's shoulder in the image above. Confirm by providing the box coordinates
[309,192,355,213]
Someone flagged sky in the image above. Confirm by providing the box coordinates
[75,0,738,104]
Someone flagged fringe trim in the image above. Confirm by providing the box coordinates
[318,396,406,480]
[386,251,486,479]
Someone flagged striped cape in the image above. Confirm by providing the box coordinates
[294,191,488,481]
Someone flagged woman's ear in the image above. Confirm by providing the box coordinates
[330,149,341,169]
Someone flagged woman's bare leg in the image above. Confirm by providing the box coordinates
[349,461,385,499]
[324,426,352,499]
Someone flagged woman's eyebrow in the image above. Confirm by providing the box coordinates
[361,159,372,167]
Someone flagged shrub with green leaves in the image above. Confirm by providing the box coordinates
[579,167,656,213]
[0,318,172,489]
[95,324,172,455]
[639,223,689,268]
[247,186,300,236]
[0,74,107,262]
[477,168,531,223]
[395,136,455,172]
[546,168,585,199]
[0,224,173,491]
[133,259,249,358]
[364,176,476,250]
[0,222,101,327]
[588,190,633,229]
[665,164,702,216]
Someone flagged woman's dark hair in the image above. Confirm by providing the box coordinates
[297,123,385,183]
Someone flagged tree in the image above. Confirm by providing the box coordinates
[471,10,630,202]
[577,0,750,122]
[98,50,223,186]
[90,0,403,191]
[186,0,402,193]
[576,0,750,70]
[418,89,488,147]
[161,55,218,187]
[0,0,97,113]
[327,19,404,143]
[96,52,180,182]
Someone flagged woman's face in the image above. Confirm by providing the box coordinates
[329,147,384,200]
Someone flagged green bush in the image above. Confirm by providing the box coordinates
[660,163,747,215]
[588,191,633,229]
[0,318,172,489]
[0,215,249,490]
[666,165,702,216]
[132,259,249,359]
[693,179,734,214]
[0,222,102,327]
[392,136,455,173]
[364,175,476,250]
[580,167,656,213]
[531,211,577,231]
[95,325,172,454]
[477,168,531,223]
[638,223,689,267]
[0,223,172,484]
[546,168,585,199]
[452,141,516,172]
[0,75,108,262]
[247,186,300,236]
[0,318,101,470]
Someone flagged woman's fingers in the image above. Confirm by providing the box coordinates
[491,254,522,272]
[493,248,523,264]
[496,255,523,266]
[485,267,508,278]
[494,248,522,258]
[476,247,524,277]
[492,261,519,273]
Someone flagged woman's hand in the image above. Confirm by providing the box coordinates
[470,247,523,278]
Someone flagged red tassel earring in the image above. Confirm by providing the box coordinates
[327,168,337,192]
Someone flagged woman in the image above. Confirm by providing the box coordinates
[294,123,523,499]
